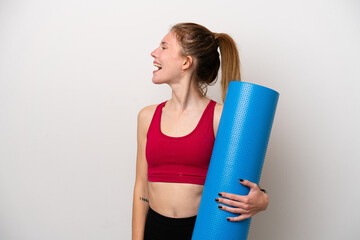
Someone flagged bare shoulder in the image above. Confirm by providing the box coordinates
[214,102,224,119]
[138,104,157,121]
[213,102,223,137]
[137,104,158,134]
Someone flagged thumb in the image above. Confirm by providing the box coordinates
[239,179,258,190]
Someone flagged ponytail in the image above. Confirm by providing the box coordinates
[215,33,241,102]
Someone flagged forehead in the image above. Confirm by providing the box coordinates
[161,31,178,46]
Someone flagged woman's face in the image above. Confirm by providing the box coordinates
[151,31,187,84]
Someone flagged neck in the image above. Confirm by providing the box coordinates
[167,76,206,112]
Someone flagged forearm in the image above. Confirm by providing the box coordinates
[132,188,149,240]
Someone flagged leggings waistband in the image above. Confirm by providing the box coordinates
[147,207,197,226]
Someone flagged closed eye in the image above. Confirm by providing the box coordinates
[160,41,168,50]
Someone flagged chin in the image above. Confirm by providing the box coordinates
[152,77,167,85]
[152,78,160,84]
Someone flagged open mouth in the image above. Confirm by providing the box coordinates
[153,63,162,73]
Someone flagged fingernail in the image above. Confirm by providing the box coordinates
[218,205,222,209]
[215,198,219,202]
[218,193,222,197]
[239,179,244,182]
[227,218,230,221]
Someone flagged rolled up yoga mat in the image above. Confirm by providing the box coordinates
[191,81,279,240]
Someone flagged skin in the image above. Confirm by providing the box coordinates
[132,31,268,240]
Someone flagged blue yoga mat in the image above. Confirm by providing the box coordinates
[191,81,279,240]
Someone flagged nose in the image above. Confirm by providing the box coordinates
[151,47,159,58]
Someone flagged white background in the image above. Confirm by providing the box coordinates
[0,0,359,239]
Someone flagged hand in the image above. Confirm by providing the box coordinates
[216,179,269,222]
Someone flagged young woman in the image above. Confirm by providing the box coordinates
[132,23,269,240]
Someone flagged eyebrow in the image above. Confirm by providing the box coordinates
[161,41,168,46]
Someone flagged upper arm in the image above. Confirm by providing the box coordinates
[134,105,157,190]
[213,103,223,138]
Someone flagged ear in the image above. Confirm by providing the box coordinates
[181,56,193,71]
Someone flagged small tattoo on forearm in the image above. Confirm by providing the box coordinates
[139,197,149,203]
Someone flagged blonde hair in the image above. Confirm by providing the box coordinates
[171,23,241,102]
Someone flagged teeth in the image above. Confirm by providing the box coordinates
[154,63,162,69]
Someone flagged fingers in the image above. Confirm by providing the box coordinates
[216,203,252,222]
[218,192,250,204]
[239,179,258,189]
[227,214,251,222]
[217,202,255,222]
[217,203,250,215]
[218,179,260,202]
[215,197,249,210]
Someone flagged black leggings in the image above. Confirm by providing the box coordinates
[144,207,197,240]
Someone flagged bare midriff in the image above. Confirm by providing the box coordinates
[148,182,204,218]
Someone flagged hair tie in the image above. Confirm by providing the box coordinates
[213,33,220,46]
